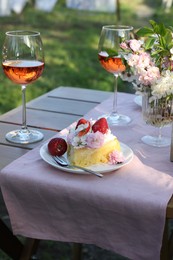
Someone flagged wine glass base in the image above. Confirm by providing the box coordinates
[106,113,131,126]
[141,135,171,147]
[6,129,44,144]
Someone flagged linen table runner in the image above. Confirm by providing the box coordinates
[1,92,173,260]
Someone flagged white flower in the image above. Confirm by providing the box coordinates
[150,70,173,100]
[71,135,87,148]
[67,127,88,148]
[120,71,137,82]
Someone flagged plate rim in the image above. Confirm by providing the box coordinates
[39,141,134,175]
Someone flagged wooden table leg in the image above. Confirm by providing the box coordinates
[19,238,40,260]
[0,218,23,260]
[160,219,171,260]
[0,217,40,260]
[72,243,82,260]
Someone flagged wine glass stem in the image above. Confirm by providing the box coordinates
[112,74,118,115]
[21,85,27,131]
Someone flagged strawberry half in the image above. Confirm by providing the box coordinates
[75,118,91,137]
[75,118,88,129]
[48,137,67,156]
[92,117,109,134]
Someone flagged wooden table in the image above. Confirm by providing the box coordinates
[0,86,173,260]
[0,86,111,260]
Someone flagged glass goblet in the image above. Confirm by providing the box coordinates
[98,25,133,126]
[2,30,45,144]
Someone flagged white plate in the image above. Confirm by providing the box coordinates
[40,142,134,174]
[134,95,142,107]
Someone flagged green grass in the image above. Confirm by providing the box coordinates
[0,0,171,114]
[0,0,161,114]
[0,0,173,113]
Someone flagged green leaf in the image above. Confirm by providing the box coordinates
[168,25,173,32]
[153,54,162,67]
[149,20,167,36]
[149,20,157,29]
[144,37,155,50]
[159,35,167,49]
[168,41,173,49]
[164,30,173,48]
[136,27,153,37]
[151,49,163,56]
[149,20,160,34]
[157,23,166,36]
[105,48,118,57]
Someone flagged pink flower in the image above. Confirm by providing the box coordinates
[120,42,129,50]
[127,53,140,67]
[129,39,142,52]
[137,52,151,68]
[128,52,151,69]
[86,132,104,148]
[138,66,160,85]
[108,150,124,165]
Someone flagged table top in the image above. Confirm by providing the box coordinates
[0,86,172,217]
[0,86,173,260]
[0,86,111,170]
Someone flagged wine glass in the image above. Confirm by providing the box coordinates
[141,90,173,147]
[2,30,45,144]
[98,25,133,126]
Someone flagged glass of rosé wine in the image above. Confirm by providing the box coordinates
[2,30,45,144]
[98,25,133,126]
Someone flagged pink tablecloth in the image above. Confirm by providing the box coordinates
[1,92,173,260]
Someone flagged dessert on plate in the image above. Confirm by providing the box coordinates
[67,117,124,167]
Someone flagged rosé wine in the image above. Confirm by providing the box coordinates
[2,60,44,85]
[98,52,125,74]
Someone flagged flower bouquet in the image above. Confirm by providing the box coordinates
[121,20,173,147]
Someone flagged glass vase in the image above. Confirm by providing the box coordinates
[141,88,173,147]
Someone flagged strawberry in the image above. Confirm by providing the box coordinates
[48,137,67,156]
[75,118,91,137]
[75,118,88,129]
[92,117,109,134]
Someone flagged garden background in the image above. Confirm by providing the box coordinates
[0,0,169,115]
